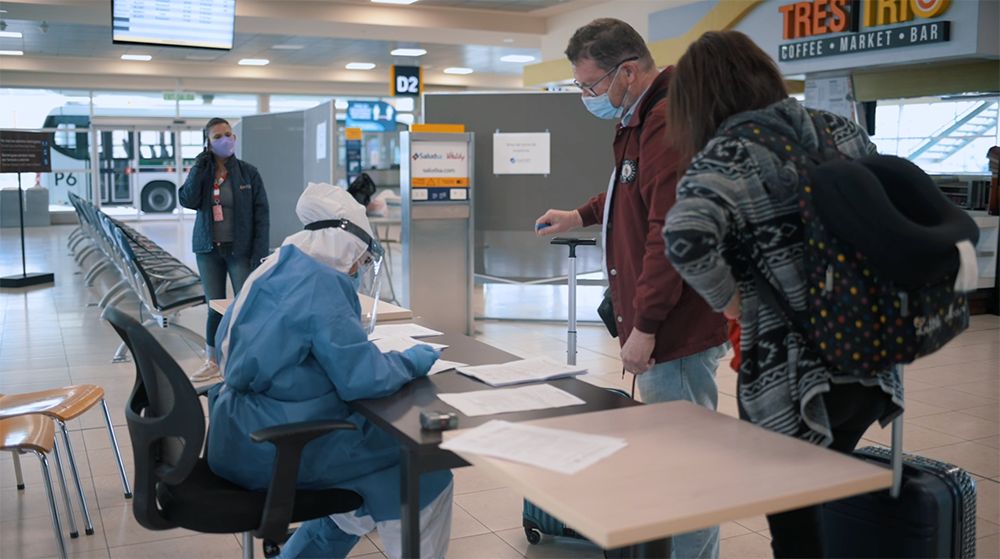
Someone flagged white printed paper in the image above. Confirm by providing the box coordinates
[316,121,327,161]
[437,384,585,417]
[493,132,551,175]
[369,323,443,340]
[429,360,465,376]
[456,357,586,387]
[372,336,447,353]
[440,420,627,475]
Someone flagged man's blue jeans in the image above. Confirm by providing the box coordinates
[195,243,251,352]
[635,343,728,559]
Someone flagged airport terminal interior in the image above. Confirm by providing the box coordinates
[0,1,998,558]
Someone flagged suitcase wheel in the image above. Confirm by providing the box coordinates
[523,519,542,545]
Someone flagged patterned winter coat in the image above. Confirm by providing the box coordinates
[663,98,903,444]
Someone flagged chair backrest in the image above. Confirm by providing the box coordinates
[101,305,205,531]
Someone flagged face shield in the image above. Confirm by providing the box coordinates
[304,218,386,334]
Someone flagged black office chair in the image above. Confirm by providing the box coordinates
[102,306,364,559]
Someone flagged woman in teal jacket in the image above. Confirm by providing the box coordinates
[178,117,269,382]
[207,183,452,559]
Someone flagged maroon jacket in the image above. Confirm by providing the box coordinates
[575,67,726,363]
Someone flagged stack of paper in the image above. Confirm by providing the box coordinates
[440,420,627,475]
[437,384,584,417]
[368,323,443,341]
[456,357,586,387]
[373,336,447,353]
[429,360,465,376]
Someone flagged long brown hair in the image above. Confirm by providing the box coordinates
[667,31,788,163]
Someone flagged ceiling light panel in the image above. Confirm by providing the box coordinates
[121,54,152,61]
[371,0,420,4]
[238,58,270,66]
[0,50,24,56]
[500,54,535,63]
[346,62,376,70]
[0,31,23,39]
[444,67,473,75]
[390,48,426,57]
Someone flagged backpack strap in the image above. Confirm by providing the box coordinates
[723,110,843,333]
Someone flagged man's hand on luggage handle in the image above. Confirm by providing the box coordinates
[534,209,583,236]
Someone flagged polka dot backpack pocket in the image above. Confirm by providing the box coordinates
[729,110,980,377]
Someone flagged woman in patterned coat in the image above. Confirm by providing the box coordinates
[662,31,903,558]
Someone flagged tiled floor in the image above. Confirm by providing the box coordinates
[1,223,998,559]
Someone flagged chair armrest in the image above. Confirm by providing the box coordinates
[250,420,357,542]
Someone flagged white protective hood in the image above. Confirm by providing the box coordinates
[281,182,375,274]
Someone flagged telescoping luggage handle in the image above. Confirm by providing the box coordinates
[550,237,597,366]
[890,367,903,498]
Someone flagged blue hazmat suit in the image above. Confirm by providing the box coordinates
[206,244,452,534]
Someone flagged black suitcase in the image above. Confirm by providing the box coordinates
[823,445,977,558]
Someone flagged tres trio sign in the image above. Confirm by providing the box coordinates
[778,0,952,61]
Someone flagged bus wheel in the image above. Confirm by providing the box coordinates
[141,181,176,213]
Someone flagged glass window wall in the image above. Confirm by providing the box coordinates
[872,95,999,175]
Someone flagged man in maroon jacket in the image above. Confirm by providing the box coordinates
[535,19,728,558]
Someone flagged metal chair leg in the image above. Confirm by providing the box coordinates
[243,532,254,559]
[12,450,25,489]
[84,261,113,286]
[31,450,68,559]
[101,399,133,498]
[111,341,132,363]
[58,421,95,535]
[98,281,129,308]
[49,436,80,539]
[74,246,98,265]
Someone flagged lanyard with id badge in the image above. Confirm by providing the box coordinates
[212,167,228,222]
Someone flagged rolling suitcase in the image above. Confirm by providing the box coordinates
[822,393,977,559]
[523,237,602,546]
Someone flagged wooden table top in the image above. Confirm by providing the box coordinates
[445,401,892,549]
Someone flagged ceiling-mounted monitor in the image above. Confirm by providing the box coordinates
[112,0,236,50]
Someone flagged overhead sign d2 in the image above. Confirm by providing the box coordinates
[392,65,423,97]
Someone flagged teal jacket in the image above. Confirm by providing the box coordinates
[178,155,269,265]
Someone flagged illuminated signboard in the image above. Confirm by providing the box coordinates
[778,0,952,61]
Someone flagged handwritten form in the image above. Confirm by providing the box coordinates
[441,420,627,474]
[437,384,585,416]
[456,357,586,387]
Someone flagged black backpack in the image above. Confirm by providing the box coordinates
[727,111,978,376]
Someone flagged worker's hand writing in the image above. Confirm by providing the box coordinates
[534,209,583,237]
[620,328,656,375]
[402,344,441,376]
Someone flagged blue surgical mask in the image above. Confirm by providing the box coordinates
[348,269,362,291]
[581,69,627,120]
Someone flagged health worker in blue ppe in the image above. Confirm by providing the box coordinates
[206,182,454,559]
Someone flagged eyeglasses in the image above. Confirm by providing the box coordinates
[573,56,639,96]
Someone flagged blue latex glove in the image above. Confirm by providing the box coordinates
[402,344,441,376]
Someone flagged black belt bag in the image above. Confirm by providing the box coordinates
[597,287,618,338]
